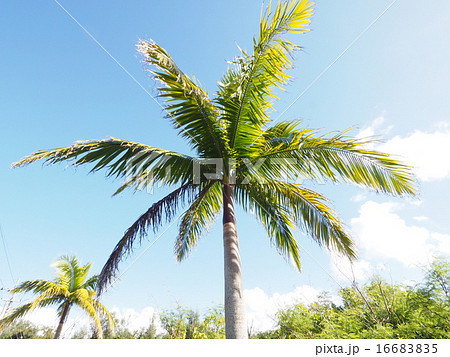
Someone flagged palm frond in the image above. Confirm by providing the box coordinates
[235,184,300,268]
[275,180,355,259]
[74,292,103,338]
[237,178,356,267]
[82,275,99,291]
[73,262,92,290]
[218,0,314,152]
[13,138,194,192]
[138,40,228,158]
[0,297,64,329]
[33,296,65,309]
[52,256,77,290]
[175,181,223,261]
[258,123,416,196]
[11,279,65,295]
[91,299,116,335]
[29,289,68,311]
[0,303,34,328]
[97,182,199,294]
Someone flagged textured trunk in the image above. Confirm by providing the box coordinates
[222,183,247,339]
[54,302,70,339]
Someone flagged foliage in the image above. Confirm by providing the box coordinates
[71,310,162,339]
[257,258,450,339]
[100,313,159,339]
[160,305,225,339]
[0,256,115,339]
[135,317,159,339]
[70,305,224,339]
[0,320,53,339]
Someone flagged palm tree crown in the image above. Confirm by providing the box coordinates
[13,0,415,338]
[0,256,115,339]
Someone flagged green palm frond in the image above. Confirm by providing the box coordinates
[52,256,78,290]
[0,303,34,328]
[12,279,65,295]
[98,182,199,293]
[175,181,223,261]
[258,123,416,196]
[82,275,99,291]
[271,179,355,258]
[0,296,64,329]
[33,297,65,309]
[138,40,228,158]
[218,0,313,152]
[73,288,96,304]
[13,138,194,192]
[29,289,68,311]
[235,184,300,268]
[73,262,93,290]
[238,178,356,267]
[52,256,93,291]
[74,293,103,338]
[91,299,116,335]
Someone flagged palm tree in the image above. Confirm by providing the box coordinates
[13,0,415,338]
[0,256,115,339]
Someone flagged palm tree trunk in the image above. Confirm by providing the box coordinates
[54,302,70,339]
[222,183,247,339]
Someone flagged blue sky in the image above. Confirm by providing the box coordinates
[1,0,449,333]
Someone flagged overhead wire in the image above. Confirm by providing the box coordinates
[0,223,15,285]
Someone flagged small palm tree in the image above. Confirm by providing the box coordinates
[0,256,115,339]
[13,0,415,338]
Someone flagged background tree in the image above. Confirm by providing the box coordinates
[0,256,115,339]
[135,316,160,339]
[0,320,53,339]
[13,0,415,338]
[257,258,450,339]
[159,305,225,339]
[72,313,135,339]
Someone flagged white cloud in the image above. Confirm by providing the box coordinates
[244,285,321,332]
[357,118,450,181]
[378,127,450,182]
[413,216,429,222]
[350,201,450,267]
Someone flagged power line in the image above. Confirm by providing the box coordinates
[52,0,200,147]
[0,280,20,319]
[0,223,15,284]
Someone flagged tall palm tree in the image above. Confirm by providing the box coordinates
[13,0,415,338]
[0,256,115,339]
